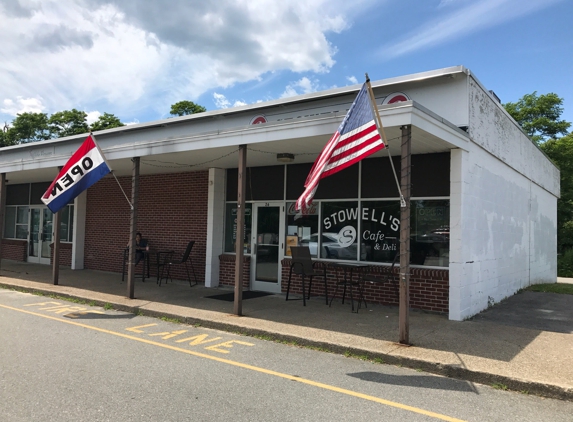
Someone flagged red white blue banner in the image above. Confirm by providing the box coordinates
[41,134,111,213]
[296,82,384,211]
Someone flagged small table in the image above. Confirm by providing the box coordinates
[328,262,369,313]
[122,248,173,283]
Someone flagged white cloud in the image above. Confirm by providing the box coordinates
[0,0,380,122]
[213,93,231,109]
[86,111,101,125]
[378,0,564,59]
[1,96,46,115]
[281,77,321,98]
[346,76,358,85]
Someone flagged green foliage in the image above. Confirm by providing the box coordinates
[48,108,89,138]
[170,100,206,116]
[503,92,571,144]
[541,133,573,253]
[90,112,125,132]
[557,249,573,278]
[5,112,51,144]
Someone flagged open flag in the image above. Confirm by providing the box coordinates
[295,81,385,211]
[41,134,111,213]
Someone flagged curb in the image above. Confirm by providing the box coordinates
[2,282,572,402]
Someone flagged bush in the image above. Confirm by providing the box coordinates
[557,248,573,277]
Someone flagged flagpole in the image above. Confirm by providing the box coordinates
[91,132,133,210]
[364,74,406,208]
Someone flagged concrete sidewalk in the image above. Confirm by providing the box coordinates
[1,260,571,401]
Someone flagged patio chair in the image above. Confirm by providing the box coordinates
[362,249,400,286]
[160,241,197,287]
[286,246,328,306]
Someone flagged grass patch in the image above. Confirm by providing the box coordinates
[104,303,113,310]
[491,383,508,391]
[160,316,181,324]
[525,283,573,295]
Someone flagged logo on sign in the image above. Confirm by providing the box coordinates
[382,92,410,105]
[250,115,267,125]
[337,226,356,248]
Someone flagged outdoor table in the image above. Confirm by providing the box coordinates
[122,248,173,283]
[328,262,369,313]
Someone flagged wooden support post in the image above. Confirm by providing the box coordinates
[127,157,140,299]
[0,173,5,271]
[234,145,247,316]
[399,125,412,345]
[52,166,63,285]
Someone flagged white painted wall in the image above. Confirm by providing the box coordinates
[71,190,87,270]
[205,168,226,287]
[449,78,559,320]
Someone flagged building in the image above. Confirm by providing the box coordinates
[0,66,559,320]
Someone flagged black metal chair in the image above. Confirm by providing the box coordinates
[362,250,400,287]
[286,246,328,306]
[160,241,197,287]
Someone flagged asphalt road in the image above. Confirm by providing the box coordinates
[1,289,572,422]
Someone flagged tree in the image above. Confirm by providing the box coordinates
[90,112,125,132]
[48,109,89,138]
[6,112,51,144]
[170,101,206,116]
[503,92,571,144]
[541,133,573,252]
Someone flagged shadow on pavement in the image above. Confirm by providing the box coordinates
[347,371,478,393]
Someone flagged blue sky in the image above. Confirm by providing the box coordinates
[1,0,572,131]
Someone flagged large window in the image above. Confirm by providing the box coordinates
[223,203,252,253]
[3,205,74,242]
[225,154,451,267]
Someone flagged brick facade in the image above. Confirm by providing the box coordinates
[0,239,28,262]
[85,171,209,282]
[50,242,72,267]
[219,255,449,313]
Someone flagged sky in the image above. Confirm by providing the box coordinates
[1,0,572,130]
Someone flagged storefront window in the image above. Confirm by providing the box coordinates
[411,200,449,267]
[285,202,319,257]
[224,203,253,254]
[320,201,359,260]
[360,201,400,263]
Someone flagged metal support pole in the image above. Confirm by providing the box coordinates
[52,166,62,285]
[127,157,140,299]
[234,145,247,316]
[399,125,412,345]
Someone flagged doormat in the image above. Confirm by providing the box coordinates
[205,291,274,302]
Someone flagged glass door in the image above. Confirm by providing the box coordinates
[28,207,53,265]
[251,203,285,293]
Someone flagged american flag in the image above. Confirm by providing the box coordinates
[295,82,385,211]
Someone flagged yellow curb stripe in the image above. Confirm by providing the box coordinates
[0,303,465,422]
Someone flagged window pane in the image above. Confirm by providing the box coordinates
[224,203,252,253]
[411,200,450,267]
[4,207,16,238]
[17,206,29,224]
[69,206,74,242]
[60,206,70,241]
[16,225,28,239]
[286,202,319,257]
[320,201,359,260]
[360,201,401,263]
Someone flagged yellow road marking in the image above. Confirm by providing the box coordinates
[0,303,466,422]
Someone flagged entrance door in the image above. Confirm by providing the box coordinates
[251,203,285,293]
[28,207,53,265]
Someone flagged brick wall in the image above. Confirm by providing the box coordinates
[50,242,72,267]
[217,258,449,313]
[218,254,251,288]
[85,171,209,282]
[0,239,27,261]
